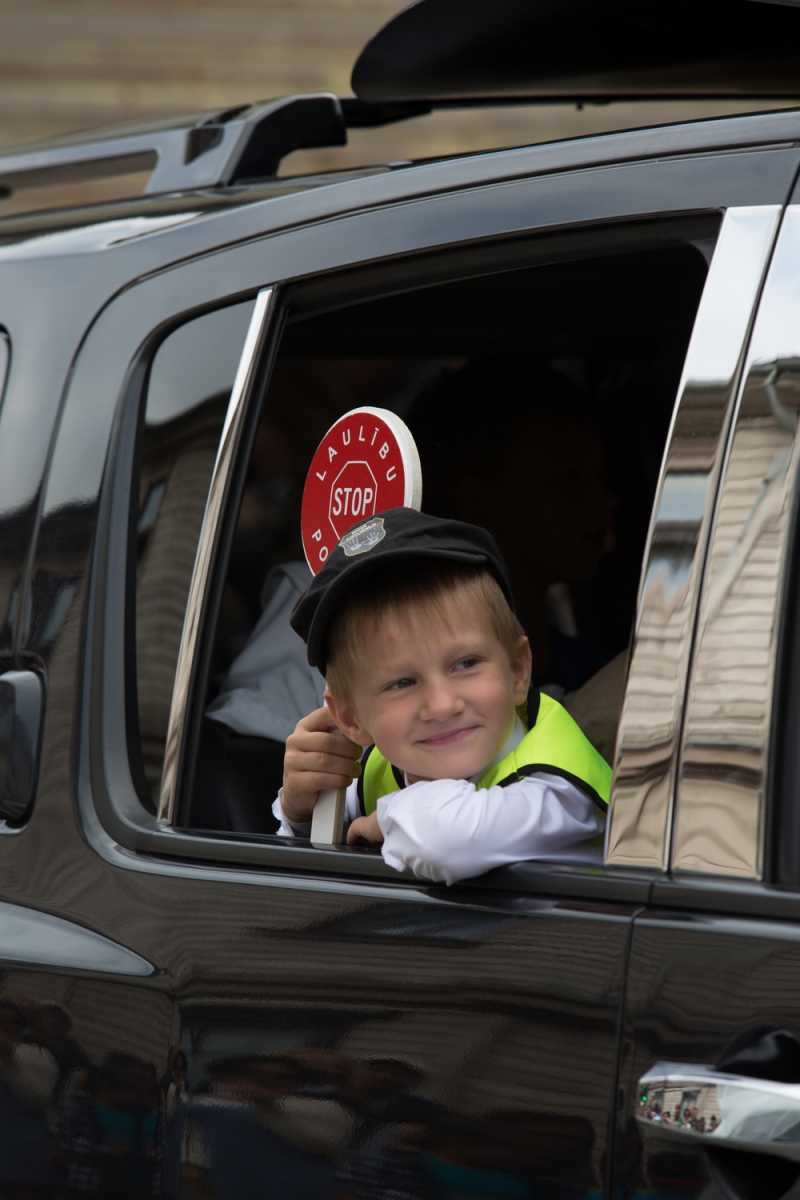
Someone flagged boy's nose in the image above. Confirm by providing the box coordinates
[420,676,464,721]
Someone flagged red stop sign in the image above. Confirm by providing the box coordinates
[302,407,422,574]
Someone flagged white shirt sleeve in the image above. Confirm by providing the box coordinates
[273,773,604,887]
[377,773,605,885]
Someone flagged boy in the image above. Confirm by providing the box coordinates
[275,509,610,884]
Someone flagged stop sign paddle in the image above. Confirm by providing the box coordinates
[301,406,422,575]
[301,407,422,846]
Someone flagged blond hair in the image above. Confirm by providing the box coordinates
[325,560,525,703]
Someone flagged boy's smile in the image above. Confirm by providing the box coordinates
[326,589,531,783]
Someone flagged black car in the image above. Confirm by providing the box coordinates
[3,1,800,1197]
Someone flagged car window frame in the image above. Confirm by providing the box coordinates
[155,219,714,873]
[67,147,798,898]
[168,214,722,844]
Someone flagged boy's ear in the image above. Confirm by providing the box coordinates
[511,636,533,705]
[324,689,373,747]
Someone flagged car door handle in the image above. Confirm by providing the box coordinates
[637,1063,800,1161]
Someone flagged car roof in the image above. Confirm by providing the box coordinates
[2,104,800,262]
[0,166,389,250]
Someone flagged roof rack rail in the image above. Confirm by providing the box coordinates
[0,94,431,201]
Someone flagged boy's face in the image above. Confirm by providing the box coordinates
[326,589,531,784]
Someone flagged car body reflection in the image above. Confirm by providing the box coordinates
[0,992,164,1200]
[159,1013,604,1199]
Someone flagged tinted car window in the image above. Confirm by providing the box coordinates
[136,300,255,804]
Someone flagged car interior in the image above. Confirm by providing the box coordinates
[131,217,717,845]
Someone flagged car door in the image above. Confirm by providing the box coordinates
[0,139,795,1200]
[617,193,800,1200]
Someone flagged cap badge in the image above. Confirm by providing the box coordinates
[339,517,386,557]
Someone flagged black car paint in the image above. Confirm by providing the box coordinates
[0,119,799,1198]
[620,911,800,1199]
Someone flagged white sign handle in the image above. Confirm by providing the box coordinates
[310,785,346,845]
[310,697,347,845]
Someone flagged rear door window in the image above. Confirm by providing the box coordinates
[136,300,255,805]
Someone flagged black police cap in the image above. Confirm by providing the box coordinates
[291,507,514,672]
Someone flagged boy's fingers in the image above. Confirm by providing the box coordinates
[290,730,360,759]
[301,706,355,739]
[283,773,353,802]
[346,817,366,846]
[304,773,355,794]
[298,708,361,753]
[328,730,362,758]
[283,710,363,824]
[285,748,360,777]
[348,809,383,846]
[346,813,383,845]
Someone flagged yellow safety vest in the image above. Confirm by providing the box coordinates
[357,690,612,816]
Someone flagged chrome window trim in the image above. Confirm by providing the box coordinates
[157,287,276,825]
[606,206,781,870]
[673,205,800,878]
[0,331,9,402]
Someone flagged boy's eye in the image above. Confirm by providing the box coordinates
[455,656,481,671]
[387,677,415,691]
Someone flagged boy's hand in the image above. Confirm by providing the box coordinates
[282,707,362,826]
[347,811,383,846]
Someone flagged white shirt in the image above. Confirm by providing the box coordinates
[273,718,605,885]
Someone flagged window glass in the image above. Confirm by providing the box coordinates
[182,238,712,843]
[136,300,255,805]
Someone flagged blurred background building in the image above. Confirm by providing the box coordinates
[0,0,789,217]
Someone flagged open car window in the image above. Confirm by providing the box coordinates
[130,226,714,868]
